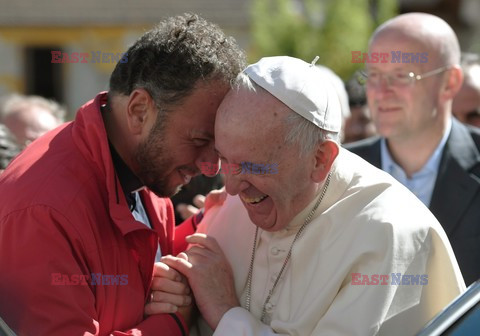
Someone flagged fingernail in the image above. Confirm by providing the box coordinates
[185,296,192,305]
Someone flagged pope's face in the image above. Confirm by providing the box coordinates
[215,88,317,232]
[366,33,447,141]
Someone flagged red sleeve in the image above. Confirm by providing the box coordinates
[0,206,187,336]
[173,211,202,255]
[112,313,188,336]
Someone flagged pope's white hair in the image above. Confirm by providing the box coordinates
[232,72,339,156]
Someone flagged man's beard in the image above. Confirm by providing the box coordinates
[134,129,181,198]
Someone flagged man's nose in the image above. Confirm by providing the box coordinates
[378,74,396,91]
[195,146,220,177]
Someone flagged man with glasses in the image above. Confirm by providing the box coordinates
[347,13,480,285]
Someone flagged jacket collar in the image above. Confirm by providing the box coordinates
[444,118,480,171]
[430,118,480,234]
[108,141,143,211]
[71,92,155,237]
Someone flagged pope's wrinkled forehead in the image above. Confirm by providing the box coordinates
[215,84,287,138]
[214,85,290,164]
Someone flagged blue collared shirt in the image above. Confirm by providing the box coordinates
[381,120,452,207]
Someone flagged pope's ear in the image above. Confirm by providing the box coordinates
[126,88,157,135]
[311,140,339,183]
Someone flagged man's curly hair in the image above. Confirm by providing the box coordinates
[109,13,246,109]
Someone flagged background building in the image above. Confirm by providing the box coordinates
[0,0,250,118]
[0,0,478,118]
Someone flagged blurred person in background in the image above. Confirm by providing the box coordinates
[316,64,351,142]
[452,52,480,127]
[0,94,65,148]
[346,13,480,285]
[0,13,246,335]
[0,124,20,173]
[343,70,376,143]
[172,175,224,222]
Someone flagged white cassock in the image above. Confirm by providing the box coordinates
[191,148,465,336]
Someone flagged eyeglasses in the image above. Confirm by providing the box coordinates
[361,65,452,87]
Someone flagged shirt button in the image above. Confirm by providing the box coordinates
[271,246,280,255]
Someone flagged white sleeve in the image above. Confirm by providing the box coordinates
[214,308,288,336]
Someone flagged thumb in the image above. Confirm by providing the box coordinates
[177,252,189,261]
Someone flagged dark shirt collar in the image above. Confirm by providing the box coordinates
[109,142,143,211]
[109,142,144,211]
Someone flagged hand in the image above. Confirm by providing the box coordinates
[176,189,227,221]
[176,203,201,221]
[145,259,193,317]
[161,234,239,329]
[203,189,227,213]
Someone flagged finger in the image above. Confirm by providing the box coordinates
[176,203,199,221]
[151,290,192,306]
[193,194,206,208]
[145,301,178,315]
[173,253,191,285]
[176,252,189,261]
[185,245,215,259]
[161,256,194,278]
[152,261,182,281]
[185,233,221,252]
[205,188,227,212]
[151,277,190,294]
[184,242,226,263]
[161,255,192,267]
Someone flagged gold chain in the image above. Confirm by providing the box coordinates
[244,173,331,323]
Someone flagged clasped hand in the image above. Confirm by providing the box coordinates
[145,234,239,329]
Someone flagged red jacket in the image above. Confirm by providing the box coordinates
[0,93,195,335]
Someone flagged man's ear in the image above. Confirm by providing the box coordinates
[311,140,339,183]
[126,88,157,135]
[440,66,463,103]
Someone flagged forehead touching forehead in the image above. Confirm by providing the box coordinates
[369,13,460,67]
